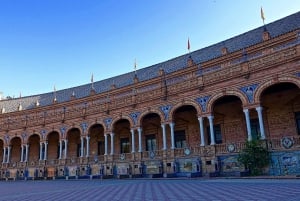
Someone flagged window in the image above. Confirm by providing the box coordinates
[250,119,260,140]
[120,138,130,153]
[175,130,186,148]
[295,112,300,135]
[207,124,222,144]
[146,134,156,151]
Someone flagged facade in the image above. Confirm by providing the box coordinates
[0,12,300,180]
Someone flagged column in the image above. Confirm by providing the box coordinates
[137,127,142,152]
[86,136,90,157]
[44,142,48,160]
[7,146,11,163]
[104,134,108,155]
[256,106,266,140]
[39,142,43,160]
[243,109,252,141]
[169,122,175,149]
[208,115,216,145]
[198,117,206,146]
[80,136,84,157]
[161,124,167,150]
[131,129,135,153]
[2,147,6,163]
[64,139,68,159]
[20,145,24,162]
[59,140,62,159]
[25,144,29,162]
[110,133,114,155]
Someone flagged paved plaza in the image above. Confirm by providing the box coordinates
[0,178,300,201]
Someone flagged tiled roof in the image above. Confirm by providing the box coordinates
[1,11,299,113]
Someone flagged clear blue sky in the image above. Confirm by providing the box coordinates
[0,0,299,98]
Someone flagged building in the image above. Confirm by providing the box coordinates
[0,11,300,180]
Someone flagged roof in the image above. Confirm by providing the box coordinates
[1,11,299,113]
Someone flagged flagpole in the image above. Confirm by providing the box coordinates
[261,6,265,25]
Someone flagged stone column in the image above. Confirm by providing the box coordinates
[7,146,11,163]
[104,134,108,155]
[64,139,68,159]
[131,129,135,153]
[110,133,114,155]
[44,142,48,160]
[256,106,266,140]
[208,115,215,145]
[80,136,84,157]
[243,109,252,141]
[86,136,90,157]
[198,117,206,146]
[161,124,167,150]
[137,127,142,152]
[20,145,24,162]
[3,147,6,163]
[169,122,175,149]
[39,142,43,160]
[59,140,62,159]
[25,144,29,162]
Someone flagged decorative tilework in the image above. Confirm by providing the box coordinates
[296,72,300,77]
[159,105,172,120]
[195,96,211,112]
[4,134,9,144]
[60,126,67,138]
[240,83,259,103]
[80,122,88,133]
[104,118,112,129]
[21,132,27,141]
[40,129,47,140]
[129,112,141,126]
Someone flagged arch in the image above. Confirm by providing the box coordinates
[88,122,105,135]
[66,126,82,138]
[138,108,164,126]
[27,133,41,143]
[9,136,22,145]
[254,76,300,104]
[206,89,248,114]
[46,129,61,140]
[111,116,133,131]
[170,100,201,121]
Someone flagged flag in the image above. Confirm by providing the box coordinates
[91,73,94,83]
[134,59,137,72]
[261,7,265,24]
[187,38,191,52]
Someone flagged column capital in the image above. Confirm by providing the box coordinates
[243,108,249,113]
[256,106,263,111]
[137,127,142,132]
[207,115,214,120]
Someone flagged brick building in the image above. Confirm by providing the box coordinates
[0,12,300,179]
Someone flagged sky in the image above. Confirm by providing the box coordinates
[0,0,299,98]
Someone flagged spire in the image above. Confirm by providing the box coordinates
[187,37,191,53]
[91,73,94,90]
[260,6,265,25]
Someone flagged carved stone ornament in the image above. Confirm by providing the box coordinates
[227,143,236,153]
[150,151,155,159]
[281,137,294,149]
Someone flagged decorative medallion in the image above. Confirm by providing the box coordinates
[104,118,113,129]
[184,148,191,156]
[281,137,294,149]
[149,151,155,159]
[120,153,126,160]
[129,112,141,126]
[227,144,236,153]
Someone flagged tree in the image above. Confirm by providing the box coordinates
[237,140,270,176]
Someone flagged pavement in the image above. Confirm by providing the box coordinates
[0,178,300,201]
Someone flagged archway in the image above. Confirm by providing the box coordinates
[113,119,131,154]
[141,113,162,151]
[211,95,245,144]
[28,134,40,162]
[47,131,60,160]
[260,82,300,138]
[89,124,105,159]
[10,137,21,164]
[67,128,81,158]
[172,105,198,148]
